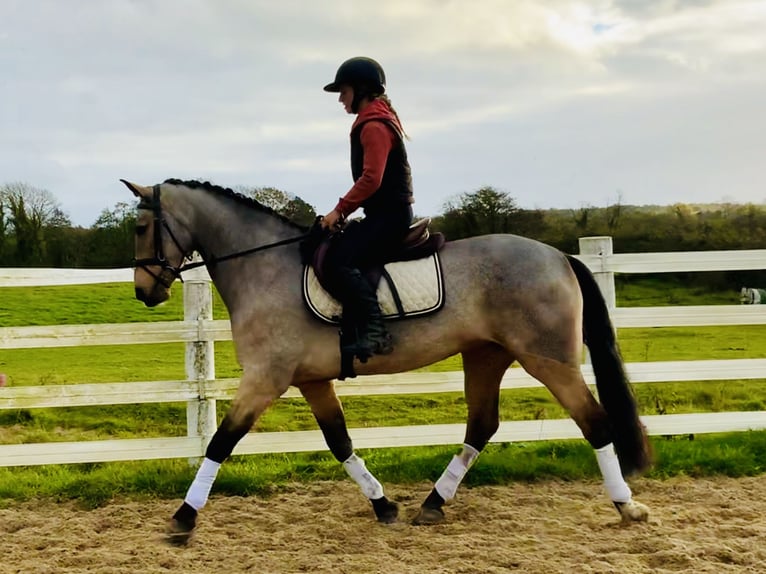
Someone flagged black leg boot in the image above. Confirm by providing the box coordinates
[358,286,393,356]
[337,267,393,359]
[339,312,373,364]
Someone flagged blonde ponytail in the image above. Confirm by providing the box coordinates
[377,94,410,140]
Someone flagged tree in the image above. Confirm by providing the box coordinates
[437,186,520,239]
[238,186,317,227]
[85,201,138,267]
[92,201,136,230]
[0,198,6,262]
[605,192,623,234]
[0,182,71,265]
[0,182,70,227]
[572,206,591,234]
[281,196,318,227]
[7,194,45,265]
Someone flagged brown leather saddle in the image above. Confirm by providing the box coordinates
[299,218,445,380]
[309,218,446,293]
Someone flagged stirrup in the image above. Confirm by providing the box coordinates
[369,332,394,355]
[340,324,372,363]
[342,333,393,362]
[342,341,373,363]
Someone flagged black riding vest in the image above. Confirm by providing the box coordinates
[350,119,413,214]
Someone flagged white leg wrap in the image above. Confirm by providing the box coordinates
[184,457,221,511]
[434,444,480,502]
[343,453,384,500]
[595,443,632,503]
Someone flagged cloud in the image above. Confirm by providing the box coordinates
[1,0,764,225]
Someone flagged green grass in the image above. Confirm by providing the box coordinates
[2,322,764,387]
[1,431,764,507]
[0,275,743,328]
[0,278,765,505]
[0,284,184,326]
[2,378,764,446]
[615,275,742,307]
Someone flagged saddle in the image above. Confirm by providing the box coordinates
[300,218,446,379]
[305,218,446,292]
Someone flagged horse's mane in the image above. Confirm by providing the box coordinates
[163,178,308,231]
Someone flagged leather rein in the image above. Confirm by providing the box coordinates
[132,184,310,288]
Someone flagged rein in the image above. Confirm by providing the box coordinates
[133,184,310,285]
[182,233,310,272]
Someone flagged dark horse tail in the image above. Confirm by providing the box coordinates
[566,255,652,476]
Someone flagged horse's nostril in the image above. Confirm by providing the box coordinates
[135,287,145,301]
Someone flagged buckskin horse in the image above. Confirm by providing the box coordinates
[121,178,651,545]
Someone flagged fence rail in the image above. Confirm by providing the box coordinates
[1,237,765,467]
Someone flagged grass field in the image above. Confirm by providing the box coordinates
[0,276,764,505]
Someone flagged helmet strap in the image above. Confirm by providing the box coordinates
[351,89,368,114]
[351,86,378,114]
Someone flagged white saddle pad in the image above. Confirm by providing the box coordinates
[303,253,445,324]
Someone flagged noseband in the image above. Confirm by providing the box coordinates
[133,184,311,290]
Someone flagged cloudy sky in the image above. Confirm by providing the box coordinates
[2,0,765,226]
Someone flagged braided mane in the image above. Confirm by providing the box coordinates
[163,178,308,230]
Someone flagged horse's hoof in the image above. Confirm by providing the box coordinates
[166,502,197,546]
[166,518,195,546]
[615,499,649,523]
[412,506,445,526]
[371,496,399,524]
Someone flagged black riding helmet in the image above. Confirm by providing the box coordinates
[323,57,386,94]
[324,57,386,113]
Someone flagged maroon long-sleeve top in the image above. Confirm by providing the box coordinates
[333,99,405,218]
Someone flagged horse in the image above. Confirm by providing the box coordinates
[121,178,652,545]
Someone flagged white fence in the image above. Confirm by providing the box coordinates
[1,236,766,467]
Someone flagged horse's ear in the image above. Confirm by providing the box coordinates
[120,179,151,199]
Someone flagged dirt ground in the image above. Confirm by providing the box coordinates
[1,476,765,574]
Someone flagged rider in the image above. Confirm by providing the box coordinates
[321,56,414,360]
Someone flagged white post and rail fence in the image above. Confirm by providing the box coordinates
[1,237,766,467]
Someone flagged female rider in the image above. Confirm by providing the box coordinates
[321,57,414,361]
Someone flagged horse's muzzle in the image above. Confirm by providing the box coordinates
[135,286,167,307]
[135,286,153,306]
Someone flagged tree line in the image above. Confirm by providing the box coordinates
[432,186,766,290]
[432,186,766,254]
[2,181,765,280]
[0,182,317,268]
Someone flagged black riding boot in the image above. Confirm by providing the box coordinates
[337,267,393,359]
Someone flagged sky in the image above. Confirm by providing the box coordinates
[1,0,765,227]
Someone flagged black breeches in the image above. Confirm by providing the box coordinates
[324,205,412,296]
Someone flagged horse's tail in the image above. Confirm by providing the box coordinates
[565,255,652,476]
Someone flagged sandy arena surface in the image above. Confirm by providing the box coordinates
[1,476,765,574]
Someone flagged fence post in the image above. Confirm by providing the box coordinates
[578,236,616,311]
[577,236,616,373]
[183,258,217,460]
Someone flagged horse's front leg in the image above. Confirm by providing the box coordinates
[298,380,398,523]
[168,370,285,545]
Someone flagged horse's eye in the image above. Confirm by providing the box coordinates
[135,224,149,236]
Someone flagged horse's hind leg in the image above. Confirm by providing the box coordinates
[518,353,649,522]
[299,380,398,523]
[414,344,512,525]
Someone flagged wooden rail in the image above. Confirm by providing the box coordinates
[1,238,765,467]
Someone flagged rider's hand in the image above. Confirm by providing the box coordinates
[321,209,343,230]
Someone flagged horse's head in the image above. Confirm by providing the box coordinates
[120,179,195,307]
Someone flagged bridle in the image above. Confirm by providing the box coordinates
[133,184,191,288]
[132,184,311,289]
